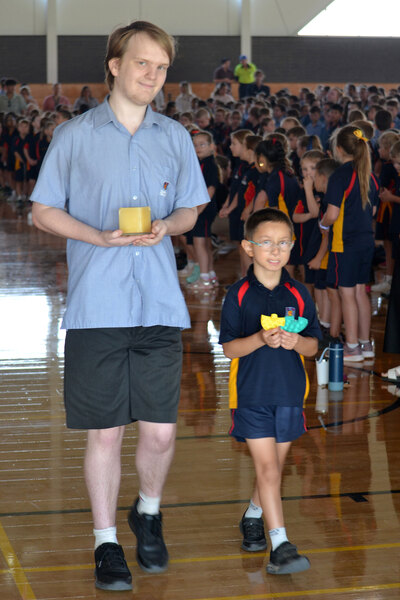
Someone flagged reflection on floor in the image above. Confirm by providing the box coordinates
[0,201,399,600]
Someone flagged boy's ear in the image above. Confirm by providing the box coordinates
[241,239,254,257]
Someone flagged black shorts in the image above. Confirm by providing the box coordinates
[304,264,316,284]
[327,246,374,288]
[14,167,26,183]
[314,268,327,290]
[64,326,183,429]
[192,203,217,238]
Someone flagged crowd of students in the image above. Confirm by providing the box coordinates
[169,81,400,363]
[0,83,96,203]
[1,78,400,364]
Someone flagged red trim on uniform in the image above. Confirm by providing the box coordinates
[302,410,308,432]
[237,280,250,307]
[334,252,339,288]
[344,170,357,198]
[200,163,204,173]
[229,409,236,435]
[244,180,256,207]
[278,170,285,197]
[284,282,305,317]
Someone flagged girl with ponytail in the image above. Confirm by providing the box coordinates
[253,137,300,277]
[319,125,379,361]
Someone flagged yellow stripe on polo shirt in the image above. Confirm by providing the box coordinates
[331,191,346,253]
[229,358,239,409]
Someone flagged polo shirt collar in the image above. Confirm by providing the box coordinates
[247,264,291,288]
[93,97,161,130]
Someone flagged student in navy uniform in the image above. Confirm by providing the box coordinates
[292,150,324,294]
[3,112,18,195]
[254,138,301,278]
[219,129,251,274]
[371,131,400,293]
[189,131,220,288]
[379,140,400,264]
[219,208,320,575]
[12,118,30,200]
[320,126,379,362]
[37,119,56,168]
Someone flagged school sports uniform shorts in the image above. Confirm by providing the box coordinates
[304,264,316,285]
[314,268,328,290]
[192,203,217,238]
[327,246,374,288]
[229,405,307,443]
[64,326,183,429]
[228,208,244,242]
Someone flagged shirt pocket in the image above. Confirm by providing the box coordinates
[151,166,177,218]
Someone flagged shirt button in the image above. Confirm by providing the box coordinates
[135,251,140,256]
[132,195,138,200]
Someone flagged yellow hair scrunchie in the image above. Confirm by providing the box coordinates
[353,129,368,142]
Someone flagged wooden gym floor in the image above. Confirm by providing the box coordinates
[0,200,399,600]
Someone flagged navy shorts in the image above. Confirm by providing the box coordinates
[314,268,327,290]
[192,203,217,238]
[64,326,183,429]
[228,209,244,242]
[327,247,374,288]
[375,206,392,241]
[229,405,307,443]
[304,264,316,284]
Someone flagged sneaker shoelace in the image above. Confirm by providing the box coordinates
[244,519,264,540]
[98,546,127,571]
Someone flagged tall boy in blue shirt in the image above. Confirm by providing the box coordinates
[219,208,320,574]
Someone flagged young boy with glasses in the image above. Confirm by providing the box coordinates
[219,208,320,575]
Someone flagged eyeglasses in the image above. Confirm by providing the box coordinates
[248,240,294,252]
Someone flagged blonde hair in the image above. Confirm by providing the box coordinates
[390,140,400,159]
[336,125,371,210]
[104,21,175,90]
[379,130,400,150]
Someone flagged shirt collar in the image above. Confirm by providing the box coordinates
[93,96,161,130]
[247,264,292,288]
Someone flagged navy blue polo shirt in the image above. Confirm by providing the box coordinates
[325,161,378,252]
[237,163,260,212]
[390,172,400,237]
[264,169,300,218]
[219,266,321,409]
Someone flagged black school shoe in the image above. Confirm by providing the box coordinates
[94,543,132,591]
[266,541,310,575]
[239,513,268,552]
[128,497,169,573]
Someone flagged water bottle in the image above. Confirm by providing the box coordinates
[328,342,343,391]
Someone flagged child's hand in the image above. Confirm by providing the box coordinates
[308,256,321,270]
[280,330,299,350]
[303,175,314,193]
[219,207,228,218]
[261,327,281,348]
[379,187,393,202]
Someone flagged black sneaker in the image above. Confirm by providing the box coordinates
[94,543,132,591]
[239,513,268,552]
[128,497,168,573]
[266,541,310,575]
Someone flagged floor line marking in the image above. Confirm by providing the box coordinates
[191,583,400,600]
[1,542,398,575]
[0,520,36,600]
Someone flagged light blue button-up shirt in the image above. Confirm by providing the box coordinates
[31,100,209,330]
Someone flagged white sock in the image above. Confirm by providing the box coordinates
[245,499,263,519]
[347,342,358,349]
[320,320,330,328]
[200,273,210,281]
[269,527,288,551]
[359,339,369,344]
[93,526,118,550]
[137,491,160,515]
[208,270,217,279]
